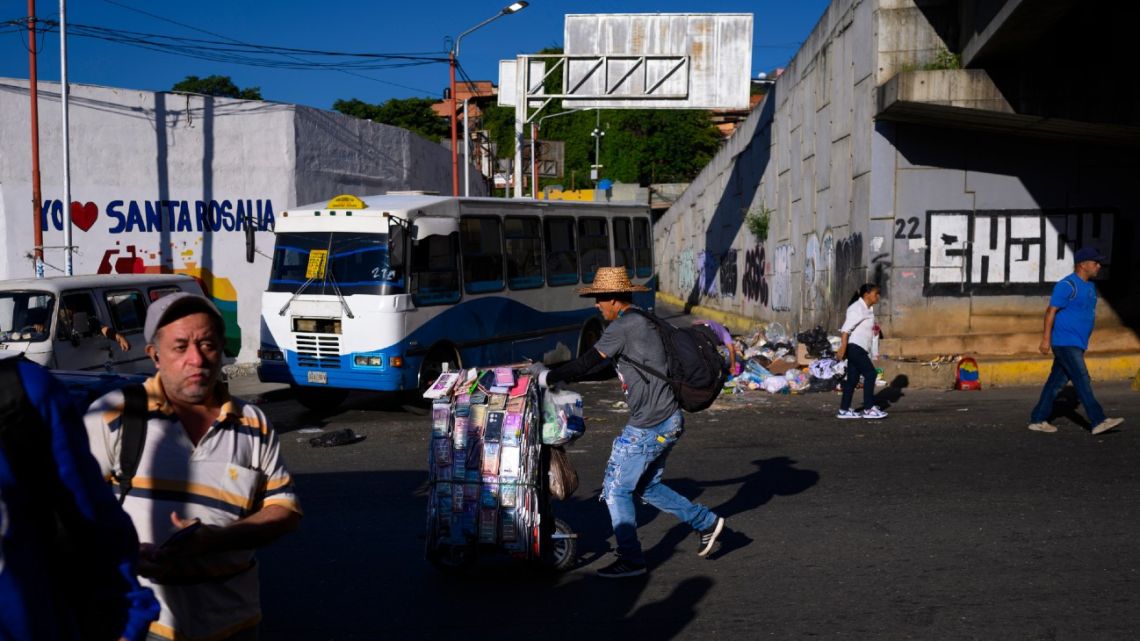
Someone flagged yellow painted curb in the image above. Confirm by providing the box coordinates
[655,291,761,335]
[979,353,1140,387]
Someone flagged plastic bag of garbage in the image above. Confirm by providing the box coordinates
[762,376,789,393]
[309,428,366,447]
[765,321,789,345]
[542,388,586,445]
[784,368,810,391]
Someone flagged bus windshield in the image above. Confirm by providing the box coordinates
[268,232,404,295]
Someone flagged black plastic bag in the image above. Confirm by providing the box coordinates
[309,428,365,447]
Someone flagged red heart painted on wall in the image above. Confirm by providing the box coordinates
[70,201,99,231]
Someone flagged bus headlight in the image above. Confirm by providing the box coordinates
[389,356,403,368]
[354,354,384,367]
[258,349,284,361]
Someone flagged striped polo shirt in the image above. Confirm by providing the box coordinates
[84,374,301,641]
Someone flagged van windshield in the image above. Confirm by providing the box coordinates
[0,291,56,343]
[268,232,404,296]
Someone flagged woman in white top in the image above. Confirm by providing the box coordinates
[836,283,887,420]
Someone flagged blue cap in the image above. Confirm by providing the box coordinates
[1073,247,1107,264]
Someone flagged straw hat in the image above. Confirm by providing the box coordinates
[577,267,650,296]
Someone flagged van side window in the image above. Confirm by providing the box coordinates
[105,290,147,334]
[148,286,183,302]
[58,292,100,340]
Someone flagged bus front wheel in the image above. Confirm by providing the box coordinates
[419,345,460,395]
[294,385,349,412]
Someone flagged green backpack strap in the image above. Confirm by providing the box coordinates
[116,384,149,504]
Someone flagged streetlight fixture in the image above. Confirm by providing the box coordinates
[449,1,528,196]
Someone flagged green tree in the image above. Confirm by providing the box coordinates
[332,97,450,143]
[171,75,261,100]
[482,46,723,189]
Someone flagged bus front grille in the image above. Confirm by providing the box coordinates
[295,334,341,368]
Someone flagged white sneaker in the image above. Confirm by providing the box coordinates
[862,406,888,420]
[1091,417,1124,435]
[1027,421,1057,433]
[836,409,862,420]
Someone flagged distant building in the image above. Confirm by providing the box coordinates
[0,78,484,362]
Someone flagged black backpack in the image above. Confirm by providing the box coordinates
[0,357,132,640]
[616,308,728,412]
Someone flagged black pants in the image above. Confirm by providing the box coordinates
[840,344,877,410]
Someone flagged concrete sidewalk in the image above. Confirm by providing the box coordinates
[655,291,1140,389]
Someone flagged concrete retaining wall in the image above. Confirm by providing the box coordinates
[654,0,1140,358]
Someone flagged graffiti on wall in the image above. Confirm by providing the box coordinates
[676,249,696,293]
[772,244,794,311]
[40,199,275,233]
[925,209,1115,295]
[95,241,242,356]
[719,250,738,299]
[832,233,863,309]
[802,234,827,311]
[697,250,719,297]
[741,244,768,305]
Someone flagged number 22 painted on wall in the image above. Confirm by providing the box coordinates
[895,216,922,239]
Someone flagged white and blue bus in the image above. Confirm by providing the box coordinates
[257,193,654,408]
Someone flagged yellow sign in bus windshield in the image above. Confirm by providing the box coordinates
[306,249,329,279]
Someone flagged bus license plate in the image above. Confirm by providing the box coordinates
[307,371,328,385]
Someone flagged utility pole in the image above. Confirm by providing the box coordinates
[60,0,73,275]
[28,0,44,278]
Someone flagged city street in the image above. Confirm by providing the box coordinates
[237,376,1140,640]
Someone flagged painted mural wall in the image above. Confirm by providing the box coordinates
[0,79,482,362]
[654,0,1140,347]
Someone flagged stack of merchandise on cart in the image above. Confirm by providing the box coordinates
[424,365,544,560]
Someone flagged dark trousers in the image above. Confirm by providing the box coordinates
[840,344,877,410]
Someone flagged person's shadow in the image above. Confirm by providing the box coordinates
[1049,386,1092,429]
[874,374,909,410]
[657,456,821,561]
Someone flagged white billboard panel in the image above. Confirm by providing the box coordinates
[564,13,752,109]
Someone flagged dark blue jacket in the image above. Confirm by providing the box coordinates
[0,358,159,641]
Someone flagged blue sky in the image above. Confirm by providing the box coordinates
[1,0,830,110]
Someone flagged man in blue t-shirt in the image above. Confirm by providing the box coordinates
[1027,247,1124,435]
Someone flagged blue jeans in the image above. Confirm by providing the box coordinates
[600,410,718,564]
[1029,345,1107,426]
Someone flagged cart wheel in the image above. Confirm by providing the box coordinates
[548,518,578,571]
[427,543,475,573]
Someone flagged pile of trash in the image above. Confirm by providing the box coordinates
[722,321,884,397]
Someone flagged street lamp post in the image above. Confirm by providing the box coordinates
[590,110,605,187]
[449,1,528,196]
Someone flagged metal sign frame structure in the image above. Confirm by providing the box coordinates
[508,54,696,197]
[503,13,752,197]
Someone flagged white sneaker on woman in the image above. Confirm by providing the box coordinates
[862,406,888,420]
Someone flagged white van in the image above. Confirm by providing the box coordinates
[0,274,206,373]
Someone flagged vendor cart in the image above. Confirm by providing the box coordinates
[423,365,578,572]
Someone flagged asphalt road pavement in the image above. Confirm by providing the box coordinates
[238,376,1140,640]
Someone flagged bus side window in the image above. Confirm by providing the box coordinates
[459,216,504,294]
[544,217,578,287]
[614,217,634,277]
[578,217,611,284]
[504,216,543,290]
[633,217,653,278]
[411,232,461,306]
